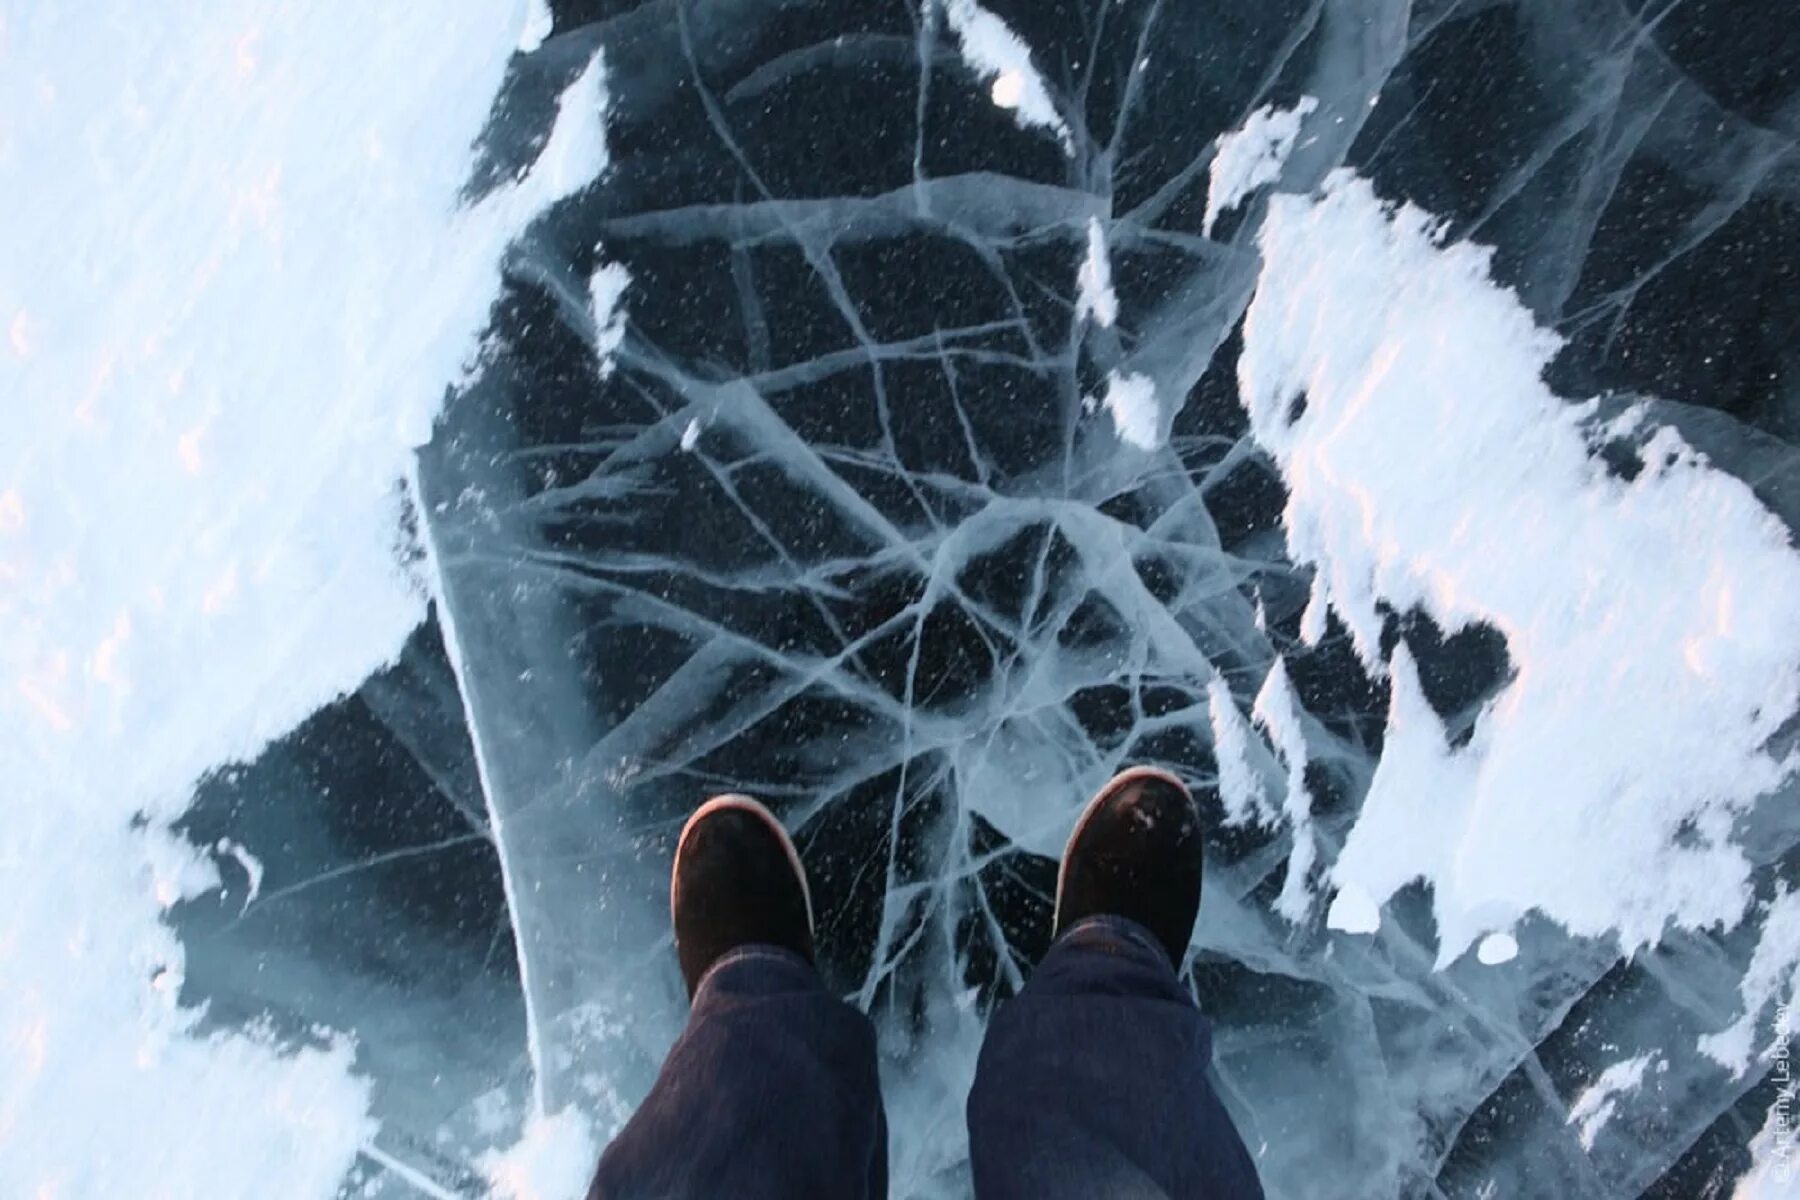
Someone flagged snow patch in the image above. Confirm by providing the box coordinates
[1252,657,1318,922]
[0,4,614,1194]
[144,825,224,911]
[1298,571,1329,646]
[519,0,553,52]
[590,261,631,377]
[1476,931,1518,965]
[216,838,266,911]
[680,418,702,453]
[1204,96,1317,237]
[1239,170,1800,966]
[1327,884,1382,936]
[1735,1099,1800,1199]
[936,0,1073,154]
[1099,370,1163,450]
[1566,1054,1657,1150]
[1208,676,1270,825]
[1322,644,1467,945]
[479,1109,599,1200]
[1075,217,1118,329]
[1701,888,1800,1077]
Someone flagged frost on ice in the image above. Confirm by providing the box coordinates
[1239,170,1800,964]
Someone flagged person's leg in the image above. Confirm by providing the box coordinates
[589,796,888,1200]
[966,769,1263,1200]
[591,944,887,1199]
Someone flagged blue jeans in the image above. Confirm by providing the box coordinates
[589,917,1264,1199]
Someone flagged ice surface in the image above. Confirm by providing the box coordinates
[12,0,1800,1198]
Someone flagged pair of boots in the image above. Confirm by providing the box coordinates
[672,766,1204,999]
[591,766,1262,1199]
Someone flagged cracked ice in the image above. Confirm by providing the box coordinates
[8,2,1800,1199]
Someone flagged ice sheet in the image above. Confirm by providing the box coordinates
[13,1,1800,1197]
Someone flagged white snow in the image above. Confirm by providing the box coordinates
[1075,218,1119,329]
[1252,657,1318,922]
[216,838,266,911]
[1203,97,1317,237]
[1324,643,1468,946]
[590,261,632,378]
[1735,1097,1800,1199]
[1327,884,1382,936]
[1476,931,1518,965]
[519,0,554,52]
[680,418,702,452]
[1238,169,1800,966]
[1701,889,1800,1076]
[479,1108,599,1200]
[936,0,1074,154]
[1207,676,1270,825]
[143,825,226,912]
[0,3,613,1195]
[1099,370,1163,450]
[1567,1053,1658,1150]
[1298,571,1330,646]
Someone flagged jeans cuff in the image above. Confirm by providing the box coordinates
[692,942,819,999]
[1056,914,1179,974]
